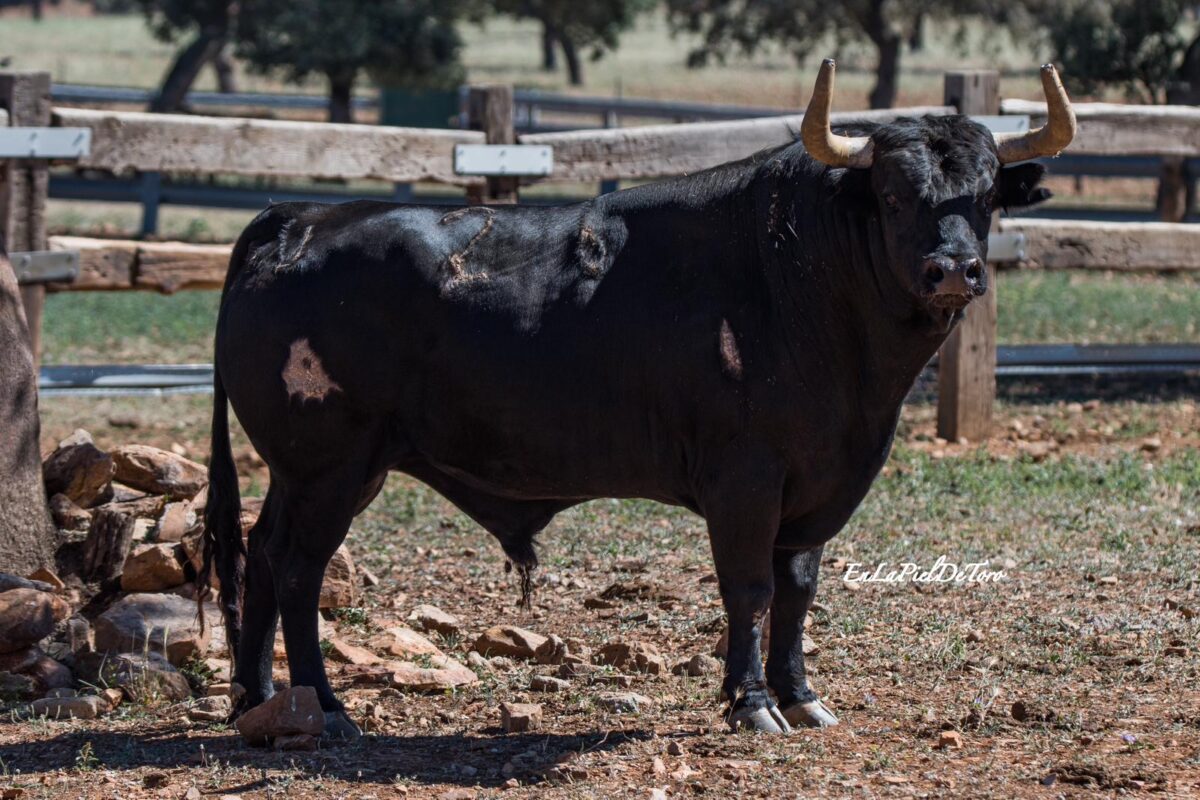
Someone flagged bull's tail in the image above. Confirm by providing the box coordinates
[197,366,246,659]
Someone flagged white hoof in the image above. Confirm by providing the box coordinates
[727,704,792,734]
[781,698,839,728]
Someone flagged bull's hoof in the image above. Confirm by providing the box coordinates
[727,704,792,734]
[781,698,839,728]
[323,710,362,741]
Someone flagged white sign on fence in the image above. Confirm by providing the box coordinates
[0,127,91,159]
[455,144,553,177]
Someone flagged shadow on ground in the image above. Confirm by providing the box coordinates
[0,724,654,788]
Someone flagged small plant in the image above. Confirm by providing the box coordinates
[319,638,334,657]
[180,656,216,689]
[74,742,100,772]
[334,607,370,629]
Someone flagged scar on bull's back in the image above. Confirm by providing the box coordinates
[719,319,743,381]
[282,338,343,402]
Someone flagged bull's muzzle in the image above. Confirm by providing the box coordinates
[923,255,984,308]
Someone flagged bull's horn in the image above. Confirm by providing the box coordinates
[801,59,874,169]
[995,64,1076,163]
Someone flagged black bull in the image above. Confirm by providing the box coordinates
[201,114,1051,737]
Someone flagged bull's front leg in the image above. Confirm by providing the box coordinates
[767,545,839,727]
[704,457,791,734]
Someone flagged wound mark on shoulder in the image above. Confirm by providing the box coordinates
[440,207,495,288]
[719,319,744,381]
[274,219,314,272]
[578,224,607,277]
[283,338,343,402]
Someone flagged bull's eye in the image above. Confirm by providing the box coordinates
[883,193,900,212]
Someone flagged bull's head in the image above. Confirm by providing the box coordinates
[800,59,1075,319]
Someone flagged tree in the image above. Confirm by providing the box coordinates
[1020,0,1197,104]
[235,0,478,123]
[493,0,656,86]
[136,0,238,113]
[664,0,987,109]
[0,247,55,576]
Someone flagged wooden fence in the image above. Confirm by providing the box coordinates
[3,70,1199,443]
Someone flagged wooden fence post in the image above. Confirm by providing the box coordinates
[937,71,999,442]
[0,71,51,365]
[1156,156,1188,221]
[465,84,518,205]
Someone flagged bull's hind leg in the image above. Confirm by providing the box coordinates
[767,545,839,728]
[267,467,368,741]
[231,486,282,714]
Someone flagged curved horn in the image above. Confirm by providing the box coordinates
[801,59,874,169]
[995,64,1076,163]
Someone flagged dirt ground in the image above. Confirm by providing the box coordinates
[3,385,1198,799]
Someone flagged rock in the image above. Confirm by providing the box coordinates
[534,634,569,665]
[326,638,381,666]
[938,730,964,749]
[236,686,324,746]
[0,573,53,593]
[75,651,192,703]
[965,629,986,644]
[407,604,460,637]
[1011,699,1056,723]
[802,634,819,656]
[385,656,478,692]
[142,772,169,789]
[530,675,570,692]
[26,568,64,591]
[473,626,547,659]
[0,588,72,653]
[672,654,721,677]
[596,692,653,713]
[500,702,542,732]
[24,655,72,692]
[466,651,490,672]
[155,501,197,543]
[30,694,105,720]
[93,593,210,666]
[207,683,232,697]
[188,694,232,722]
[111,445,208,499]
[368,626,442,659]
[667,741,685,756]
[48,494,92,532]
[42,430,115,507]
[99,687,124,710]
[0,647,41,675]
[0,672,39,701]
[583,597,618,610]
[82,508,138,584]
[599,579,683,603]
[594,642,666,675]
[319,546,358,610]
[120,543,187,592]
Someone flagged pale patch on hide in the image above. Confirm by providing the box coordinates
[439,207,495,290]
[719,319,744,381]
[274,220,314,272]
[282,338,342,402]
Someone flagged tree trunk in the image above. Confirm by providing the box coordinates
[150,31,225,113]
[909,14,925,52]
[327,70,356,123]
[212,47,237,94]
[561,35,583,86]
[863,0,902,109]
[541,23,558,71]
[30,0,43,20]
[0,245,55,576]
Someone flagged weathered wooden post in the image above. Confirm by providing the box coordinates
[937,70,999,442]
[0,71,51,364]
[1156,156,1188,221]
[465,84,518,205]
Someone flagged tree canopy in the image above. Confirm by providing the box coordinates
[234,0,483,122]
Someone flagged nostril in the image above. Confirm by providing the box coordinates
[924,263,945,285]
[963,258,983,283]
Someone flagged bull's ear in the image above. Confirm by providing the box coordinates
[997,163,1052,209]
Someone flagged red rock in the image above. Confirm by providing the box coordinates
[235,686,325,746]
[318,546,358,609]
[473,626,546,659]
[368,626,442,659]
[155,501,197,543]
[42,430,115,508]
[30,694,105,720]
[386,656,478,692]
[326,638,381,666]
[938,730,965,749]
[111,444,208,499]
[0,589,72,653]
[25,655,72,692]
[74,651,192,703]
[594,641,666,675]
[500,702,542,732]
[408,604,460,637]
[120,543,186,592]
[48,494,91,531]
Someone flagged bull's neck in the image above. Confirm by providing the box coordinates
[755,161,949,409]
